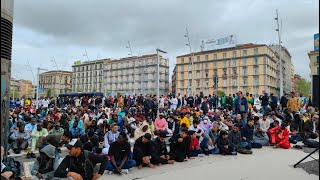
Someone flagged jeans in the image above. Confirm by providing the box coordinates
[105,159,137,171]
[289,134,302,144]
[241,113,248,124]
[243,139,262,150]
[200,138,220,154]
[190,149,203,157]
[261,106,269,115]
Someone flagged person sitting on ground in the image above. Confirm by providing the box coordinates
[167,115,179,136]
[80,129,100,152]
[201,122,220,155]
[25,118,38,134]
[49,122,64,135]
[69,121,84,139]
[215,116,229,131]
[154,113,168,135]
[28,122,49,158]
[189,119,204,138]
[179,113,191,129]
[217,130,237,155]
[151,131,175,165]
[228,124,252,154]
[147,116,155,136]
[102,124,120,155]
[253,116,269,146]
[303,114,319,139]
[31,144,59,180]
[41,131,72,155]
[241,118,262,150]
[223,115,234,130]
[54,139,108,180]
[233,114,244,128]
[289,127,303,144]
[134,121,151,141]
[267,122,291,149]
[199,117,212,132]
[106,132,136,175]
[133,133,155,169]
[169,129,192,162]
[1,146,14,180]
[9,124,31,154]
[189,131,203,157]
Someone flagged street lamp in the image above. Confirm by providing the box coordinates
[36,67,48,109]
[26,61,36,98]
[275,9,284,97]
[156,48,167,117]
[185,27,194,96]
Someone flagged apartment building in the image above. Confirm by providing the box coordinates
[39,70,72,96]
[104,54,170,96]
[72,60,105,92]
[173,43,290,97]
[269,44,293,94]
[10,79,34,98]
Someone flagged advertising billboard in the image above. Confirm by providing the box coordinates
[315,33,319,51]
[201,34,237,51]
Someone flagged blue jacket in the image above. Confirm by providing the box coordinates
[235,97,248,114]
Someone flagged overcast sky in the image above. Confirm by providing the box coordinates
[11,0,319,84]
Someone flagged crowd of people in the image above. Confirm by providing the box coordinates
[2,90,319,180]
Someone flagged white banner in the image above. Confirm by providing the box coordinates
[203,35,237,50]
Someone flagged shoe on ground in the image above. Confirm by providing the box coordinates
[122,169,129,174]
[231,152,237,155]
[31,153,36,158]
[27,153,31,159]
[13,149,20,154]
[198,154,204,157]
[108,171,113,175]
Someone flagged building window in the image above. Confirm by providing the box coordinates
[205,55,209,61]
[243,58,247,66]
[223,53,227,59]
[254,57,259,65]
[181,65,184,72]
[243,67,247,76]
[196,71,200,79]
[214,69,218,76]
[214,54,217,60]
[233,51,237,58]
[233,67,237,75]
[181,58,184,63]
[233,59,237,67]
[223,68,227,75]
[223,79,227,87]
[254,48,258,55]
[254,77,259,85]
[214,61,217,67]
[317,56,319,64]
[197,81,200,87]
[233,79,237,86]
[223,61,227,68]
[243,50,247,56]
[254,67,258,75]
[197,56,200,62]
[243,78,247,86]
[188,72,192,79]
[197,63,200,70]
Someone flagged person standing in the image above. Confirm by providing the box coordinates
[259,91,269,114]
[170,96,178,112]
[287,92,300,113]
[270,93,278,112]
[152,95,159,120]
[144,95,154,119]
[280,93,288,111]
[235,91,248,124]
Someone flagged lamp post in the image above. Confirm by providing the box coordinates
[185,27,194,96]
[36,67,48,109]
[275,9,283,97]
[156,48,167,117]
[27,61,36,98]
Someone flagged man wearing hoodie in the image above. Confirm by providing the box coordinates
[31,144,59,180]
[134,121,152,141]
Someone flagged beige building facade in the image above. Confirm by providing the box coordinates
[308,50,319,76]
[72,60,105,92]
[173,43,291,97]
[10,79,33,98]
[39,70,72,96]
[104,54,170,96]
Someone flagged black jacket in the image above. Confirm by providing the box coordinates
[152,138,168,160]
[144,99,154,111]
[54,150,107,180]
[169,134,190,159]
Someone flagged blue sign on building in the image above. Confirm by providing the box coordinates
[314,33,319,51]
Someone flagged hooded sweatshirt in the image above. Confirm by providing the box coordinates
[31,144,59,176]
[134,121,151,140]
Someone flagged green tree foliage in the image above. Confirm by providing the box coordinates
[217,90,225,97]
[296,78,311,97]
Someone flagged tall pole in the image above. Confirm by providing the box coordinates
[185,27,194,96]
[36,68,40,109]
[127,41,137,95]
[156,48,167,117]
[276,9,283,97]
[27,60,36,98]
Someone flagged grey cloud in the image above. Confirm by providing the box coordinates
[12,0,319,81]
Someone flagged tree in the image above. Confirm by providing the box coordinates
[46,88,52,98]
[10,87,19,99]
[217,90,225,97]
[296,78,311,97]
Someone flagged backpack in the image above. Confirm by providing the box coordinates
[3,157,22,177]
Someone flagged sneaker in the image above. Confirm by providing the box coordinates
[13,149,20,154]
[31,153,36,158]
[108,171,113,175]
[231,152,237,155]
[122,169,129,174]
[198,154,204,157]
[27,153,31,159]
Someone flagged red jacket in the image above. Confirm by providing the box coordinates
[190,138,200,151]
